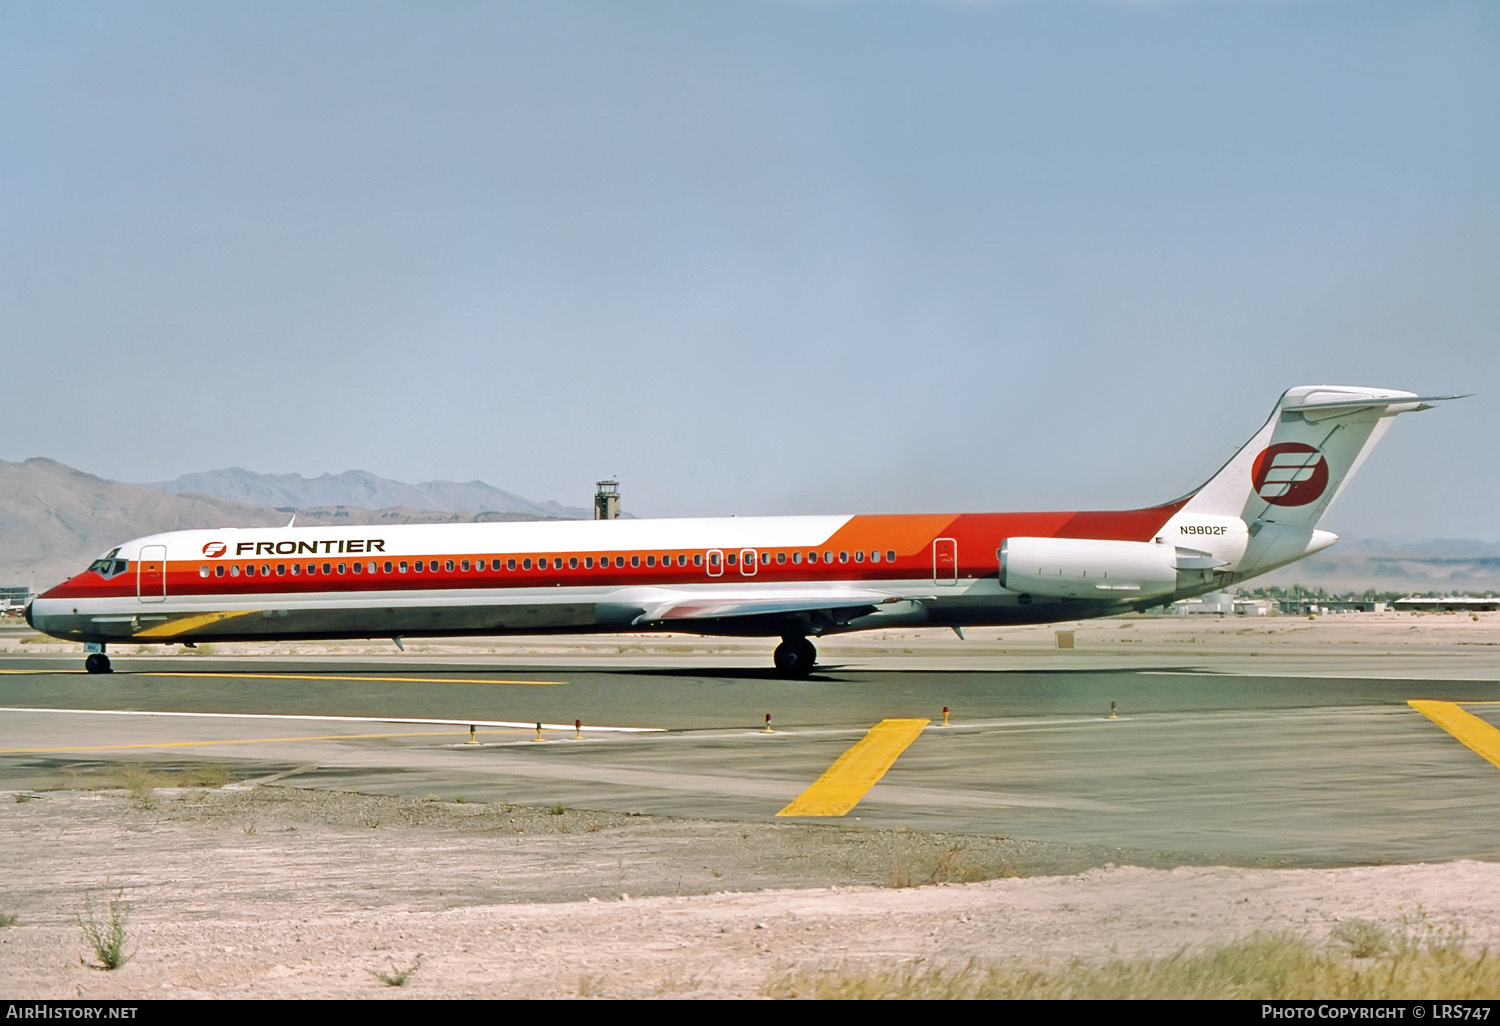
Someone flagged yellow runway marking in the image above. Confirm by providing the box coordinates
[0,669,558,685]
[1409,700,1500,772]
[0,729,531,755]
[777,718,929,818]
[138,672,560,686]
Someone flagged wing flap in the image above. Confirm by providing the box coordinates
[632,589,895,625]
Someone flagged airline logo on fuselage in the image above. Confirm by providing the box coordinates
[1251,444,1329,507]
[201,539,388,558]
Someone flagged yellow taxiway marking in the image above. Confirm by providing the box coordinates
[139,671,560,686]
[0,729,530,755]
[776,718,930,818]
[0,669,558,685]
[1409,700,1500,772]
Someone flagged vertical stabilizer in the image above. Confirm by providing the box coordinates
[1177,386,1454,578]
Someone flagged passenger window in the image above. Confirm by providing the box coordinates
[352,562,363,574]
[384,561,393,573]
[646,555,655,567]
[694,554,703,567]
[808,552,817,564]
[761,552,771,565]
[776,552,786,564]
[585,557,594,569]
[337,563,347,574]
[523,558,533,570]
[569,557,578,569]
[199,565,209,578]
[230,565,241,577]
[445,559,455,572]
[824,551,833,563]
[261,564,270,576]
[887,550,896,562]
[245,564,255,577]
[290,563,301,576]
[706,552,718,566]
[507,559,516,571]
[791,552,801,564]
[870,550,880,563]
[461,559,470,572]
[839,551,849,563]
[677,554,687,567]
[615,556,625,568]
[276,564,285,575]
[631,555,640,568]
[854,551,864,563]
[727,553,737,566]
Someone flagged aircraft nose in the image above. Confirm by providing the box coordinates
[23,601,35,629]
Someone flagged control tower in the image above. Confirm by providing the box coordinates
[594,479,620,520]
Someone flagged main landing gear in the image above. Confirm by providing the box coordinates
[773,636,817,678]
[84,646,112,674]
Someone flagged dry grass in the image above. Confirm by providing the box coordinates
[118,766,162,810]
[78,889,132,971]
[891,843,1019,888]
[368,955,422,987]
[764,931,1500,1000]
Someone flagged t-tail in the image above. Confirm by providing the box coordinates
[1161,385,1464,587]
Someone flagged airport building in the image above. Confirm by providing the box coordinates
[0,585,32,611]
[1393,596,1500,613]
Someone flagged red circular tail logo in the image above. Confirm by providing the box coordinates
[1251,443,1329,507]
[202,542,227,558]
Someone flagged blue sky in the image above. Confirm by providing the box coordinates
[3,1,1496,539]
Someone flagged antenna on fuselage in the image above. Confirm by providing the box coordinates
[287,514,296,528]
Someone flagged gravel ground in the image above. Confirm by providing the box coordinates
[4,785,1499,999]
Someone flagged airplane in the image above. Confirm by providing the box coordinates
[26,385,1459,677]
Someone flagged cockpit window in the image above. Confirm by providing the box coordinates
[87,549,129,579]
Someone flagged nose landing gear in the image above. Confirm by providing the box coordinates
[84,645,112,674]
[772,636,817,678]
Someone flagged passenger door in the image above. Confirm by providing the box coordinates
[932,538,957,585]
[137,545,167,603]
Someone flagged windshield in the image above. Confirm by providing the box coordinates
[87,548,129,579]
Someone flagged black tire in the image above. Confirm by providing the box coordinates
[85,653,112,675]
[773,638,816,678]
[795,637,816,668]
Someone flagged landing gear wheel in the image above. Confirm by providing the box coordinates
[773,637,816,678]
[85,653,112,675]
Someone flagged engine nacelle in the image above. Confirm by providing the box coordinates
[999,537,1181,601]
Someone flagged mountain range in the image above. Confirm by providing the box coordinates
[140,467,590,519]
[0,459,584,590]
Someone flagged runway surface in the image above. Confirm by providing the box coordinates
[2,651,1499,867]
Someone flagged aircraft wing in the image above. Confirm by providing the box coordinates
[631,589,896,626]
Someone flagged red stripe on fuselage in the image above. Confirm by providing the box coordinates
[38,503,1186,601]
